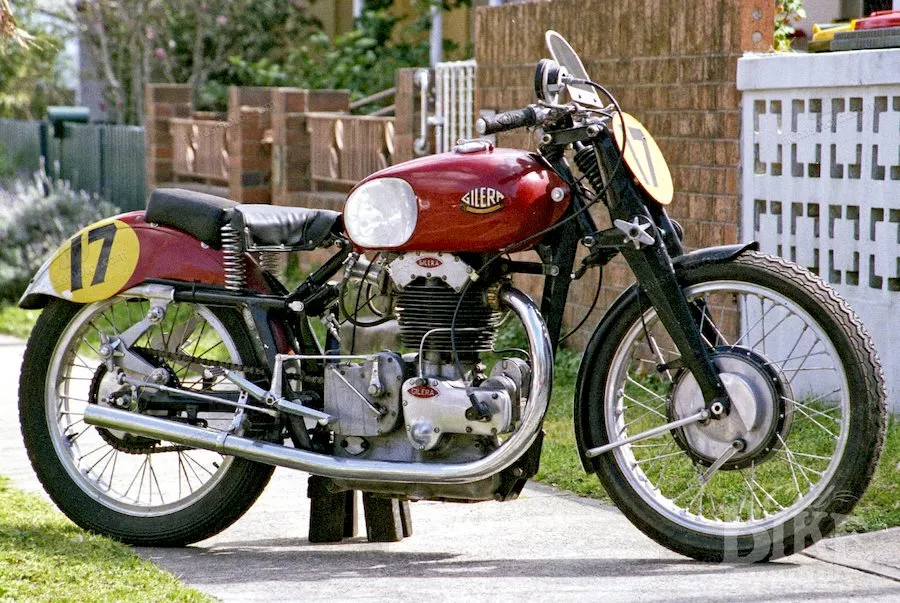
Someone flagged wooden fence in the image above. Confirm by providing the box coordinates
[169,117,229,184]
[306,113,395,191]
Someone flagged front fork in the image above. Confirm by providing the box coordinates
[588,135,732,418]
[618,236,731,416]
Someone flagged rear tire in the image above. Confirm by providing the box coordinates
[20,297,275,546]
[577,252,886,561]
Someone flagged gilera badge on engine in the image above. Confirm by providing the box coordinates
[407,385,439,398]
[416,257,443,268]
[461,187,505,214]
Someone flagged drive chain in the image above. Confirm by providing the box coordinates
[131,346,268,377]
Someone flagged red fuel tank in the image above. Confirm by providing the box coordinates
[350,145,570,253]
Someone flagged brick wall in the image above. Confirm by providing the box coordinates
[144,84,192,194]
[227,87,275,204]
[271,89,351,203]
[475,0,773,348]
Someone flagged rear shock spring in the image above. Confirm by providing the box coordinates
[573,144,606,195]
[221,224,245,291]
[258,252,283,276]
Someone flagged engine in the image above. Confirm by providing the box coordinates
[317,252,533,499]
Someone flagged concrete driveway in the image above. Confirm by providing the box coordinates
[1,334,897,602]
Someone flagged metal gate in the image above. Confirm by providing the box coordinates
[0,119,146,211]
[433,60,477,154]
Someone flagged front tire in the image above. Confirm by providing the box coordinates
[19,297,275,546]
[577,252,886,561]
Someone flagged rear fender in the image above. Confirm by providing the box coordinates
[20,212,238,309]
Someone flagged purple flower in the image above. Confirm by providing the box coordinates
[155,47,166,60]
[216,14,228,26]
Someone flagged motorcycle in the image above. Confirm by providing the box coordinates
[18,31,886,562]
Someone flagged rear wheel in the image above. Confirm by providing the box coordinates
[578,252,886,561]
[19,297,275,546]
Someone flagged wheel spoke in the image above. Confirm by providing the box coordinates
[622,391,667,421]
[789,396,841,421]
[196,339,225,359]
[79,335,102,357]
[85,447,115,474]
[180,450,207,488]
[732,296,778,348]
[122,455,147,500]
[782,338,823,379]
[779,444,823,486]
[634,449,684,465]
[783,451,803,496]
[619,408,659,435]
[147,454,165,506]
[95,449,118,491]
[76,442,110,461]
[747,308,793,351]
[181,450,217,478]
[766,350,831,367]
[792,404,839,439]
[66,427,90,445]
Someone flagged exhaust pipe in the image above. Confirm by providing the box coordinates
[84,287,551,485]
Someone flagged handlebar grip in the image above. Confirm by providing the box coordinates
[476,106,539,136]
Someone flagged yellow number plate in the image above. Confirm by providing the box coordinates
[612,112,674,205]
[49,218,141,303]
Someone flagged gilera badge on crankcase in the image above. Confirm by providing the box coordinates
[461,187,505,214]
[407,385,439,398]
[416,257,443,268]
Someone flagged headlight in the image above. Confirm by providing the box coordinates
[344,178,418,248]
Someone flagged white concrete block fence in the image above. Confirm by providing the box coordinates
[738,49,900,414]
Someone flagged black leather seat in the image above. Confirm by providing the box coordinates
[146,189,238,248]
[232,204,341,251]
[145,188,341,251]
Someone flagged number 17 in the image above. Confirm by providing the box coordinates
[70,224,117,292]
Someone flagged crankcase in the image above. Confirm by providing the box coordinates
[402,377,514,451]
[324,352,404,437]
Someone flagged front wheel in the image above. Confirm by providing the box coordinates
[577,252,886,561]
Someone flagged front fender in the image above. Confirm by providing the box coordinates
[573,241,759,471]
[20,212,228,309]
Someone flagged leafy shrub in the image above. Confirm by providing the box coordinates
[206,9,454,111]
[0,168,118,302]
[775,0,807,51]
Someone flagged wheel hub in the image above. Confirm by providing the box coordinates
[670,347,794,469]
[88,364,161,454]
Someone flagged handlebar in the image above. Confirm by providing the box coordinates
[475,105,542,136]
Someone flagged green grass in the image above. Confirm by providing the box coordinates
[534,348,612,499]
[0,303,40,339]
[842,415,900,533]
[0,476,210,602]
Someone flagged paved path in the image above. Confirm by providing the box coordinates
[1,335,897,602]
